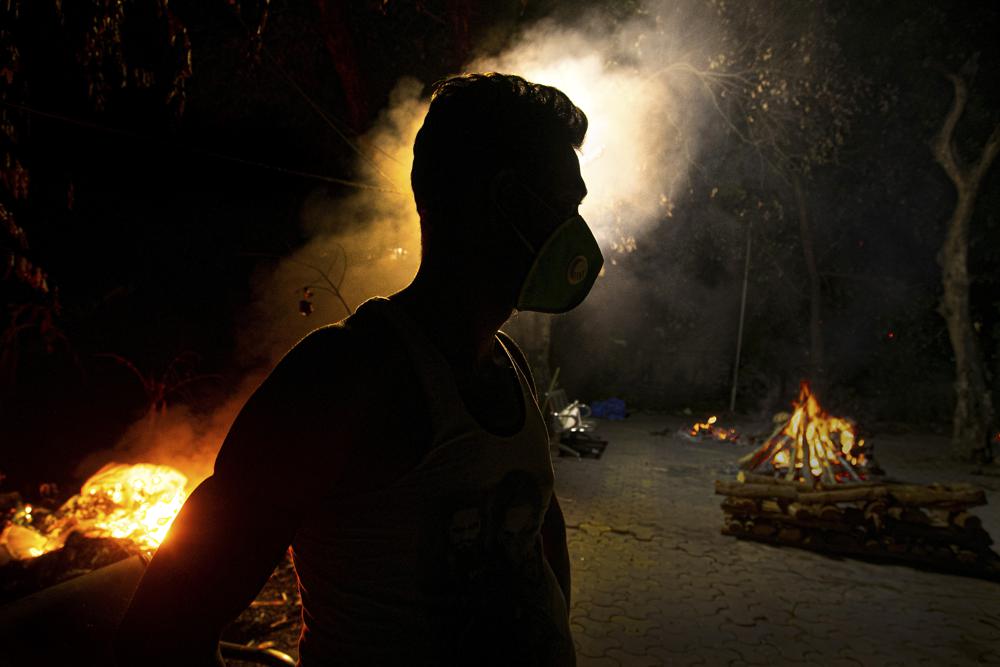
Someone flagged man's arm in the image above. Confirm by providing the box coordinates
[541,492,571,609]
[115,326,360,666]
[114,475,295,666]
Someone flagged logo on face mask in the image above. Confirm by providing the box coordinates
[567,256,589,285]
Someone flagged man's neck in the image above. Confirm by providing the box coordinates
[391,266,514,373]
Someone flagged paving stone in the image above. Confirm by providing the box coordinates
[719,640,782,665]
[588,604,629,623]
[576,614,615,639]
[577,655,622,667]
[604,648,662,666]
[575,632,624,658]
[607,614,662,638]
[553,416,1000,667]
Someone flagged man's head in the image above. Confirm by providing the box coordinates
[410,73,592,307]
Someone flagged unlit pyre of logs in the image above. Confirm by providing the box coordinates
[715,473,1000,580]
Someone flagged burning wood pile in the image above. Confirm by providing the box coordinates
[0,462,189,600]
[0,461,302,656]
[1,462,188,562]
[715,382,1000,580]
[682,415,742,444]
[738,382,875,482]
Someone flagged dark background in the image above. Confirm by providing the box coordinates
[1,0,998,491]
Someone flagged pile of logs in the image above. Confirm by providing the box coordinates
[715,472,1000,580]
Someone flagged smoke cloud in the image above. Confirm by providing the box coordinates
[92,1,727,485]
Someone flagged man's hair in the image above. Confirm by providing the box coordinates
[411,73,587,223]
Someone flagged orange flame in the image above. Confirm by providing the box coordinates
[689,415,741,442]
[740,382,869,484]
[1,462,188,560]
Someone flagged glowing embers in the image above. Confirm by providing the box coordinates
[686,415,742,443]
[0,463,188,560]
[739,382,874,485]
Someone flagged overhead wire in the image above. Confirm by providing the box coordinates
[231,10,404,188]
[0,100,402,194]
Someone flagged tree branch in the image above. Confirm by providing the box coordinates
[931,65,970,188]
[971,121,1000,188]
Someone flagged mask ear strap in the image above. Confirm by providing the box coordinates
[489,170,539,254]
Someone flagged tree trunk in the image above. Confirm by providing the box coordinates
[793,174,825,385]
[938,194,991,461]
[931,63,1000,463]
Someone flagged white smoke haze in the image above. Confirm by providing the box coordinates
[256,0,722,351]
[74,372,266,486]
[102,1,729,483]
[242,78,427,365]
[470,10,716,255]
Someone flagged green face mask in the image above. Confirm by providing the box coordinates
[508,213,605,314]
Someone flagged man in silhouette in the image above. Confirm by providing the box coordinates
[116,72,602,666]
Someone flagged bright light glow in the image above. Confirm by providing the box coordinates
[0,462,188,560]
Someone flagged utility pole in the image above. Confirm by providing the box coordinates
[729,220,752,413]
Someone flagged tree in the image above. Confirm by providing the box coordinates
[698,0,873,386]
[930,57,999,462]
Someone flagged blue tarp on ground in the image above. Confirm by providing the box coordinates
[589,397,627,420]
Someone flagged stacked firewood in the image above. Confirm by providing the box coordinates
[715,472,1000,580]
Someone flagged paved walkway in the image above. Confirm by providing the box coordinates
[557,414,1000,666]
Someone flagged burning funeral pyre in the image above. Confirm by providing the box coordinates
[738,382,875,483]
[683,415,742,444]
[1,462,188,562]
[0,462,303,661]
[715,382,1000,580]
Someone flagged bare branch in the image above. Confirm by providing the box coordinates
[95,352,151,394]
[931,65,970,187]
[970,121,1000,188]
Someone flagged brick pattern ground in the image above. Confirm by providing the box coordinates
[556,415,1000,667]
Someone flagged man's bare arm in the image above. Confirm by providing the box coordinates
[541,492,571,609]
[115,326,361,665]
[114,475,296,666]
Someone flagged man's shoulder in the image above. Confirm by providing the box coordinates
[273,315,389,387]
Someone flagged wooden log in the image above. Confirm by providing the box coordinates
[928,508,952,527]
[750,520,778,538]
[888,484,986,508]
[956,549,979,564]
[722,497,758,514]
[737,472,815,491]
[950,511,983,532]
[882,536,908,555]
[823,531,862,549]
[787,502,814,520]
[796,486,891,504]
[787,484,982,507]
[717,504,856,533]
[724,516,745,535]
[887,507,931,524]
[864,501,887,530]
[932,545,956,561]
[714,480,799,500]
[760,499,783,514]
[777,527,803,543]
[842,506,865,525]
[819,504,843,522]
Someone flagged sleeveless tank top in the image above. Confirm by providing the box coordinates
[291,297,575,666]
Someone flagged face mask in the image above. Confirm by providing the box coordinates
[507,213,605,314]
